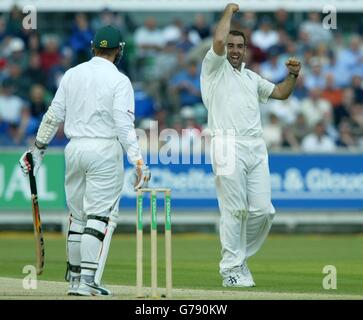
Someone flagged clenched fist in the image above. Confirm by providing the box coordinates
[285,57,301,76]
[226,3,239,14]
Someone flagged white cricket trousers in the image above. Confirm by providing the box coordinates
[211,135,275,278]
[64,138,124,277]
[64,138,124,221]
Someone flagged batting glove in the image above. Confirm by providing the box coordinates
[19,145,45,176]
[133,160,151,190]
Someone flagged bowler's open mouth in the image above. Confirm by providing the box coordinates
[231,55,240,62]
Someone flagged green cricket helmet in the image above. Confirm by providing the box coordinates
[91,25,125,64]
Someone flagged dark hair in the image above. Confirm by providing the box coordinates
[93,47,119,57]
[229,30,247,45]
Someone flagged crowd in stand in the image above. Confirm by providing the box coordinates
[1,6,363,153]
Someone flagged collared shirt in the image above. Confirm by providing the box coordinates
[200,47,275,137]
[49,56,142,162]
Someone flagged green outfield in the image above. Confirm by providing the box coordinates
[0,232,362,299]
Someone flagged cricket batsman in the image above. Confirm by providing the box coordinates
[19,25,150,296]
[200,3,301,287]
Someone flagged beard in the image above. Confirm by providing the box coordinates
[227,54,243,69]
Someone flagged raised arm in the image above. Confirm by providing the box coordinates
[213,3,239,56]
[270,57,301,100]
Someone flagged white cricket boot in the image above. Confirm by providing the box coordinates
[222,270,255,288]
[75,279,112,296]
[240,261,256,287]
[67,276,80,296]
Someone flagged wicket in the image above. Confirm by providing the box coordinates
[136,188,172,298]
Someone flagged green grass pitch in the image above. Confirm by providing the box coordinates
[0,232,362,298]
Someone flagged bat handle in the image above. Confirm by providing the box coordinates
[26,152,34,176]
[26,152,37,194]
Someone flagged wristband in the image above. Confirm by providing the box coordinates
[34,140,47,150]
[289,72,299,78]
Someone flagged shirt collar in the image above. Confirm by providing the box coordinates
[227,61,246,74]
[91,56,116,67]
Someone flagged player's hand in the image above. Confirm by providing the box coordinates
[226,3,239,14]
[285,57,301,76]
[19,146,45,176]
[133,160,151,191]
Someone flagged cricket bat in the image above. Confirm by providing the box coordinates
[26,152,45,275]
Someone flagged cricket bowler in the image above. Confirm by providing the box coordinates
[200,3,301,287]
[19,25,150,296]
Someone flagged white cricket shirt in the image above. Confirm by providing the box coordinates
[49,56,142,162]
[200,47,275,137]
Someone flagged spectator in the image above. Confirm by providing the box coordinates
[260,46,287,83]
[6,37,28,70]
[180,106,203,156]
[351,75,363,104]
[134,82,156,119]
[336,35,363,82]
[314,43,330,68]
[263,113,283,150]
[0,15,7,42]
[0,79,30,144]
[148,41,180,107]
[300,88,333,129]
[168,115,186,153]
[321,73,343,108]
[296,30,313,56]
[40,35,61,73]
[299,12,333,46]
[274,29,291,54]
[274,9,296,37]
[91,8,126,32]
[267,95,300,126]
[176,28,196,54]
[5,63,31,99]
[251,16,279,52]
[6,5,24,38]
[134,17,165,80]
[189,14,210,40]
[27,32,42,53]
[336,119,357,149]
[69,13,93,64]
[334,88,354,127]
[292,74,308,100]
[2,9,363,151]
[301,121,336,152]
[163,18,183,44]
[137,118,159,155]
[358,17,363,37]
[242,27,267,64]
[28,84,48,121]
[349,103,363,138]
[323,51,352,88]
[24,52,47,87]
[240,12,257,31]
[281,126,300,150]
[154,109,168,132]
[169,60,202,111]
[48,47,74,92]
[134,17,165,58]
[305,57,327,90]
[291,113,310,144]
[279,40,301,65]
